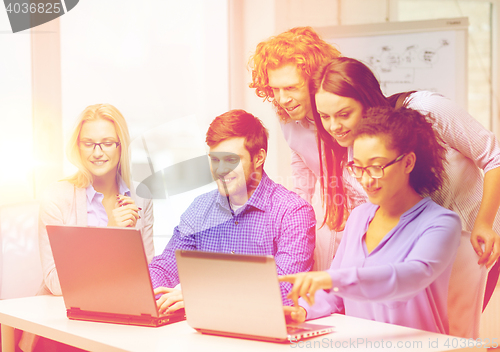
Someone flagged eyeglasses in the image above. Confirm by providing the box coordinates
[79,141,121,152]
[346,154,406,179]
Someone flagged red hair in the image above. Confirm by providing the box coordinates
[248,27,341,122]
[206,109,268,158]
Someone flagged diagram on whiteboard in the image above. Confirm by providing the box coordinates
[366,39,450,91]
[327,30,458,101]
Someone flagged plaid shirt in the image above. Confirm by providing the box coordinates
[149,172,316,305]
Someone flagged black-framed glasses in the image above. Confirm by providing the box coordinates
[346,153,406,179]
[79,141,121,152]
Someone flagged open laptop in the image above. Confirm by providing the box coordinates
[175,250,335,343]
[46,225,185,327]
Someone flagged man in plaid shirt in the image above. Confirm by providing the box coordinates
[149,109,316,313]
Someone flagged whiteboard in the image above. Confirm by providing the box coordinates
[315,17,468,109]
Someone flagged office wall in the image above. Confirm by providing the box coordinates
[58,1,230,246]
[0,11,33,205]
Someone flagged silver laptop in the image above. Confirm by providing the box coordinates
[175,250,335,343]
[46,225,185,327]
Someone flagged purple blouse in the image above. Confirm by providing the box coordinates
[85,177,131,226]
[302,197,461,334]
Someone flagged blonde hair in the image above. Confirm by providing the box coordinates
[64,104,131,188]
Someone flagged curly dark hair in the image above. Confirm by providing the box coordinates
[353,106,447,195]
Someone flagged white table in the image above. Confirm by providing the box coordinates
[0,296,485,352]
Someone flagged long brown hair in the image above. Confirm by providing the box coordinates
[310,57,389,231]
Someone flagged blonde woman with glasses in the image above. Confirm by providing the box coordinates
[38,103,154,296]
[19,104,154,352]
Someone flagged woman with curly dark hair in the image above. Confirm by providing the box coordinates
[281,106,461,335]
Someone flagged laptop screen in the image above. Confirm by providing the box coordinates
[176,250,289,339]
[47,225,158,317]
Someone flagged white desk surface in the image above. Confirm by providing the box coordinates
[0,295,485,352]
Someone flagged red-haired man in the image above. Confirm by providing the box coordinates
[249,27,341,270]
[149,110,315,313]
